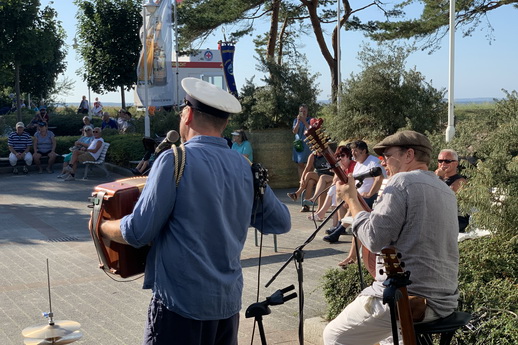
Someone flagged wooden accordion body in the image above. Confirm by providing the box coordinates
[90,177,150,278]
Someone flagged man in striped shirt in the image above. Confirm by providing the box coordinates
[7,122,33,174]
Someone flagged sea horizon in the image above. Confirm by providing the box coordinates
[58,97,498,109]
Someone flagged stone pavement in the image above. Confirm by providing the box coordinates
[0,164,356,344]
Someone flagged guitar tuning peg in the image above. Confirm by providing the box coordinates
[397,252,402,259]
[400,262,405,268]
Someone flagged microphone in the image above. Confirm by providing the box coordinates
[353,167,382,181]
[155,130,180,156]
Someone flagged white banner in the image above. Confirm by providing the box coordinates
[137,0,173,107]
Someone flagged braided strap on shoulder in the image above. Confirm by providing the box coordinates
[171,143,186,186]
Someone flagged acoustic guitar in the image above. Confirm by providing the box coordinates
[380,246,417,345]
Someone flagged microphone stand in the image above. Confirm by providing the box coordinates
[245,285,297,345]
[352,179,366,290]
[265,180,369,344]
[265,200,345,345]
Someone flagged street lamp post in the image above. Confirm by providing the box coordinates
[142,0,159,138]
[72,37,92,120]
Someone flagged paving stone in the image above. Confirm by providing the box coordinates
[0,168,353,344]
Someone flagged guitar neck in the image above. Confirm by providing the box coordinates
[321,149,372,212]
[304,119,375,276]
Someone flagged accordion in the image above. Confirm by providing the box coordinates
[89,177,150,278]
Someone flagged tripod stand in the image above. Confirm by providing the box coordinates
[245,285,297,345]
[264,199,346,345]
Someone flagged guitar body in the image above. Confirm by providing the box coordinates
[304,118,377,277]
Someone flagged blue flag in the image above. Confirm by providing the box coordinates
[219,42,238,97]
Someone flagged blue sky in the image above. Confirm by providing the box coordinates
[42,0,517,104]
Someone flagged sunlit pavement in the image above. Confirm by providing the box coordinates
[0,165,353,344]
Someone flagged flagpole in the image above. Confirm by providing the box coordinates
[173,0,180,108]
[143,5,150,137]
[337,0,341,111]
[446,0,456,142]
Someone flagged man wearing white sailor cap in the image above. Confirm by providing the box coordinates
[100,78,291,344]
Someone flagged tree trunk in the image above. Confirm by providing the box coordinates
[304,0,352,103]
[121,85,126,109]
[304,0,336,102]
[277,16,289,65]
[15,63,22,122]
[267,0,280,59]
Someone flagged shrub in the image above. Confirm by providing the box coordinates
[456,236,518,345]
[326,43,446,142]
[233,58,321,130]
[322,264,374,320]
[322,93,518,343]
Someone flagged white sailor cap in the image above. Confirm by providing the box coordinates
[181,77,242,118]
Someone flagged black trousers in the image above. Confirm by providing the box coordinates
[143,296,239,345]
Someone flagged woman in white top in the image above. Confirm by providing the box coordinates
[63,127,105,181]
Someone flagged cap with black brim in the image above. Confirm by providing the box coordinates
[181,78,241,119]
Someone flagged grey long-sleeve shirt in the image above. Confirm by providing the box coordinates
[353,170,459,317]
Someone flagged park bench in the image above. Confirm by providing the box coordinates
[81,142,110,179]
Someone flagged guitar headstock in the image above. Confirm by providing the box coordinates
[304,118,350,184]
[304,118,329,155]
[380,246,405,278]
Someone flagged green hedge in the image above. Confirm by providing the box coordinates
[1,107,179,166]
[322,264,374,321]
[321,236,518,344]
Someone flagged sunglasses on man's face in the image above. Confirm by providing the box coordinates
[438,159,456,164]
[93,130,99,133]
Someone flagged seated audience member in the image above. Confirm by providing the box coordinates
[323,131,459,345]
[117,109,135,134]
[33,122,57,173]
[287,150,333,212]
[39,107,50,123]
[27,110,45,130]
[435,148,470,232]
[131,131,180,176]
[323,141,385,243]
[82,116,94,131]
[101,112,118,130]
[308,144,356,223]
[231,129,253,162]
[63,127,104,181]
[7,122,33,174]
[58,126,94,178]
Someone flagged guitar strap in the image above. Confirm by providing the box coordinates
[171,143,186,186]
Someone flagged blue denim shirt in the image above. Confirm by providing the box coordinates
[121,135,291,320]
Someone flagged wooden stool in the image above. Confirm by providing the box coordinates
[414,311,471,345]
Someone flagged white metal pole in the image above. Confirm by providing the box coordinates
[337,0,341,111]
[88,87,92,119]
[446,0,456,142]
[143,5,151,137]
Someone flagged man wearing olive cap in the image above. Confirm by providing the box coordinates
[100,78,291,344]
[324,130,459,345]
